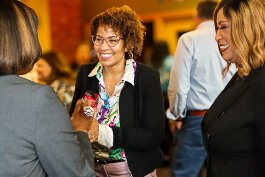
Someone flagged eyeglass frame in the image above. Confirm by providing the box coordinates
[91,35,123,47]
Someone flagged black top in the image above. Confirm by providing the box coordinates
[202,65,265,177]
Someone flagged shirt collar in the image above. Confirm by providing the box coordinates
[88,59,136,86]
[88,62,101,77]
[196,20,214,30]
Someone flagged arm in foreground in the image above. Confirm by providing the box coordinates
[35,86,95,177]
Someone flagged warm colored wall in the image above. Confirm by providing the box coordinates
[23,0,52,52]
[24,0,83,63]
[49,0,83,63]
[141,9,197,54]
[81,0,199,23]
[23,0,200,60]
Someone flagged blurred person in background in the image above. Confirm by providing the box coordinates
[0,0,95,176]
[150,41,174,165]
[71,42,97,74]
[202,0,265,176]
[167,1,235,177]
[69,5,165,177]
[36,51,75,110]
[150,41,173,93]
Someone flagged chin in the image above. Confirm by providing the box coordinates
[100,61,115,67]
[221,55,232,63]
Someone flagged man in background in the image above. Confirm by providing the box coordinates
[167,1,236,177]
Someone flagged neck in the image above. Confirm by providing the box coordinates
[103,60,126,78]
[102,60,126,95]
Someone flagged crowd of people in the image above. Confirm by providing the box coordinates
[1,0,265,177]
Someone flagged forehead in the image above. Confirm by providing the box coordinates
[216,8,228,23]
[96,25,121,36]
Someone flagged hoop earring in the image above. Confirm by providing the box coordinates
[128,50,134,59]
[222,61,232,77]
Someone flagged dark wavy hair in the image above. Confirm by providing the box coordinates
[90,5,146,59]
[197,0,218,19]
[0,0,41,75]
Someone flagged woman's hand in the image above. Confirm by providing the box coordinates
[71,99,96,132]
[88,123,99,143]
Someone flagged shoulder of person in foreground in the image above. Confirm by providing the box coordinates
[32,81,95,177]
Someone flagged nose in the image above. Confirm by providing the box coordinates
[215,30,222,42]
[100,39,110,49]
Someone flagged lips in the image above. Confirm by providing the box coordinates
[100,53,113,59]
[219,43,229,53]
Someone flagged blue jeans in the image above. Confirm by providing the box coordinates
[171,116,207,177]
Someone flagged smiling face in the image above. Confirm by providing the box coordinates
[93,25,126,69]
[215,8,238,63]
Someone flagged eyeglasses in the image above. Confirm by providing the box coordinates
[91,35,123,47]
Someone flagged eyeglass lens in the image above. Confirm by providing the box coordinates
[92,35,121,47]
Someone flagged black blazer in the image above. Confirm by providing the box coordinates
[202,65,265,177]
[69,62,164,177]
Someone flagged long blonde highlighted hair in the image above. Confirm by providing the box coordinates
[214,0,265,77]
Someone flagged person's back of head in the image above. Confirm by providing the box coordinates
[0,0,41,76]
[197,0,218,20]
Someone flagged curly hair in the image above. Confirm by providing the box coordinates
[214,0,265,77]
[90,5,146,59]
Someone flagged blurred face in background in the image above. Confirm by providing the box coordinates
[75,43,91,65]
[36,58,52,83]
[215,8,238,63]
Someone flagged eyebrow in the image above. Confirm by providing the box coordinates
[96,34,117,38]
[217,20,228,25]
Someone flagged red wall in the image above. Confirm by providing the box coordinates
[49,0,82,63]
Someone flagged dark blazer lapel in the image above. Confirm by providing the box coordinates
[86,76,99,95]
[205,67,261,128]
[220,72,239,94]
[205,76,250,128]
[219,66,262,113]
[119,82,134,127]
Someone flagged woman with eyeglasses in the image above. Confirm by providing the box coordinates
[69,5,165,177]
